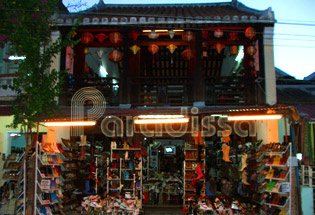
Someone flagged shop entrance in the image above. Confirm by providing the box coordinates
[143,139,185,206]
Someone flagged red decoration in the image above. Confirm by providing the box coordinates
[245,27,256,40]
[182,31,194,42]
[108,49,123,62]
[214,29,223,38]
[201,30,209,39]
[182,49,194,61]
[80,32,94,44]
[246,46,257,55]
[95,33,107,43]
[148,44,159,55]
[129,31,141,40]
[229,32,239,41]
[109,32,123,44]
[230,46,238,55]
[214,43,225,54]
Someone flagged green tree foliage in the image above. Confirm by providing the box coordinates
[0,0,78,144]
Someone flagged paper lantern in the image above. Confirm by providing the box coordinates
[182,49,194,61]
[148,31,159,39]
[84,47,90,55]
[130,45,140,55]
[80,32,94,44]
[168,30,176,39]
[214,29,223,38]
[95,33,107,43]
[201,30,209,39]
[166,44,177,54]
[108,49,123,62]
[245,27,256,40]
[109,32,123,44]
[214,43,225,54]
[229,32,239,41]
[182,31,194,42]
[230,46,238,55]
[148,44,159,55]
[96,48,105,58]
[129,31,141,41]
[246,46,257,55]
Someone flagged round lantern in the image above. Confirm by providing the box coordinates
[129,31,141,41]
[148,44,159,55]
[109,32,123,44]
[214,43,225,54]
[148,31,159,39]
[95,33,108,43]
[230,46,238,55]
[246,46,257,55]
[182,49,194,61]
[84,47,90,55]
[245,27,256,40]
[168,30,176,39]
[214,29,223,38]
[130,45,140,55]
[108,49,123,62]
[182,31,194,42]
[80,32,94,45]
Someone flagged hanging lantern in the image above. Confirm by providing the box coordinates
[108,49,123,62]
[182,49,194,61]
[201,30,209,39]
[229,32,239,41]
[109,32,123,44]
[80,32,94,44]
[230,46,238,55]
[214,43,225,54]
[84,47,90,55]
[182,31,194,42]
[202,50,208,58]
[148,44,159,64]
[246,46,257,55]
[130,45,140,55]
[129,31,141,41]
[168,30,176,39]
[245,27,256,40]
[214,29,224,38]
[166,44,177,54]
[95,33,108,43]
[96,48,105,58]
[148,31,159,39]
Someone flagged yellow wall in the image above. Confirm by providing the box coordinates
[0,116,47,154]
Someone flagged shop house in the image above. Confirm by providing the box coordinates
[1,0,299,214]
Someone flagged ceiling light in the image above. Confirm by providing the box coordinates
[228,115,282,121]
[44,121,96,126]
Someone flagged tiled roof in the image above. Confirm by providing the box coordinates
[56,0,275,26]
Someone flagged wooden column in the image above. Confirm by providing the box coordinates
[193,30,205,102]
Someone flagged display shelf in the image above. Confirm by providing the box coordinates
[112,148,141,151]
[265,190,289,195]
[264,197,290,208]
[265,172,289,181]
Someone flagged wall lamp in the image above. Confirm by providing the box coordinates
[44,121,96,126]
[228,114,282,121]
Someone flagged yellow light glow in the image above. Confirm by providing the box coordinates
[138,115,185,119]
[134,118,189,124]
[173,29,184,32]
[44,121,96,126]
[228,115,282,121]
[142,30,152,33]
[155,29,168,32]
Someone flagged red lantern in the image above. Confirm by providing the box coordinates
[95,33,107,43]
[214,43,225,54]
[80,32,94,44]
[182,49,194,61]
[230,46,238,55]
[201,30,209,39]
[148,44,159,55]
[108,49,123,62]
[182,31,194,42]
[129,31,141,41]
[109,32,123,44]
[246,46,257,55]
[214,29,223,38]
[245,27,256,40]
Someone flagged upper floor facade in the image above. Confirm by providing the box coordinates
[0,0,277,108]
